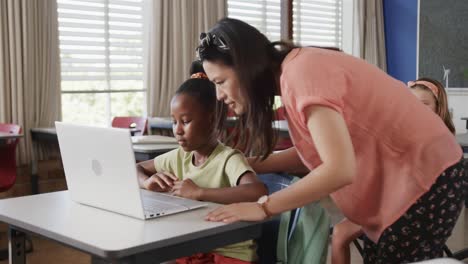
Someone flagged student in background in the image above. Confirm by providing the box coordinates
[200,18,465,263]
[137,61,267,264]
[409,77,455,134]
[331,77,458,264]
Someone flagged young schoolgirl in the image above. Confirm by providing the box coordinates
[137,62,267,264]
[409,77,455,134]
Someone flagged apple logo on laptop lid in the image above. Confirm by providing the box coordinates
[91,159,103,176]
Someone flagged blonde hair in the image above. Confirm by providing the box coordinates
[409,77,455,134]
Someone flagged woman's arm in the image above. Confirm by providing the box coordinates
[263,105,356,213]
[207,105,356,222]
[172,171,268,204]
[248,147,309,175]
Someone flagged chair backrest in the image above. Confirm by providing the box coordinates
[276,177,330,264]
[0,123,22,192]
[256,173,294,264]
[257,174,330,264]
[111,116,147,136]
[274,107,293,151]
[275,106,286,120]
[0,123,21,136]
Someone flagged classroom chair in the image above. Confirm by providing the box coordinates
[346,158,468,262]
[0,123,32,260]
[0,123,22,192]
[257,174,330,264]
[256,173,294,264]
[274,106,293,151]
[441,157,468,261]
[111,116,148,136]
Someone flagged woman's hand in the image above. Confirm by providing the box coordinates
[142,171,178,192]
[205,202,268,223]
[171,179,203,200]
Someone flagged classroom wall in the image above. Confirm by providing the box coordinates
[383,0,418,84]
[383,0,467,134]
[419,0,468,88]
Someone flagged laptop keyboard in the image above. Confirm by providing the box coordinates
[143,199,180,213]
[143,191,204,206]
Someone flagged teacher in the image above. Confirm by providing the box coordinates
[200,18,466,263]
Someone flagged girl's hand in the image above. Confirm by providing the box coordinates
[143,171,178,192]
[205,202,268,223]
[171,179,203,200]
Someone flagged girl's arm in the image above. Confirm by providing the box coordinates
[172,171,268,204]
[137,159,177,191]
[207,105,356,222]
[137,159,156,186]
[198,172,267,204]
[248,147,310,175]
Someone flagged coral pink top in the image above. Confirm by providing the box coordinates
[280,48,462,242]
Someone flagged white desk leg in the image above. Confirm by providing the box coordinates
[8,228,26,264]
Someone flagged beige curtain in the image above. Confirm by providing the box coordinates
[0,0,61,164]
[145,0,226,117]
[353,0,387,71]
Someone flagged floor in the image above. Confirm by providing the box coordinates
[0,198,466,264]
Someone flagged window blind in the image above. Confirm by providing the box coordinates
[293,0,342,48]
[227,0,282,42]
[58,0,144,83]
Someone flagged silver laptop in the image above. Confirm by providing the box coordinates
[55,121,207,220]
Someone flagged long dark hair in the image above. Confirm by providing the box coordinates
[197,18,297,159]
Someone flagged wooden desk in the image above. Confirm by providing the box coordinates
[30,128,179,194]
[0,191,262,264]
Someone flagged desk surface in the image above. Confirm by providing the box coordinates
[149,117,289,134]
[0,132,23,139]
[0,191,262,260]
[30,128,179,153]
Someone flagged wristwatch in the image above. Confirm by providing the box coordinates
[257,195,273,218]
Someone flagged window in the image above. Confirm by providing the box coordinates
[57,0,145,126]
[293,0,342,49]
[227,0,344,50]
[227,0,282,42]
